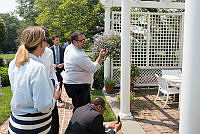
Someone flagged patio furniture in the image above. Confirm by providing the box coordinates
[161,69,181,86]
[154,74,180,108]
[162,69,181,77]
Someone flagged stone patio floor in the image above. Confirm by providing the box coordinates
[131,88,179,134]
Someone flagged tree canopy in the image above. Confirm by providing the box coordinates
[0,13,20,53]
[34,0,104,42]
[0,16,7,45]
[16,0,38,26]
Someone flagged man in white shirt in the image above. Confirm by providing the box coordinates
[39,27,60,134]
[62,30,107,112]
[40,47,58,85]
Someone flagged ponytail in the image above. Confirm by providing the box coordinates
[15,26,46,67]
[15,45,29,67]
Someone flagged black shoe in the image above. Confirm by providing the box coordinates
[58,98,63,103]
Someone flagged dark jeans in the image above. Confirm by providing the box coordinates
[51,79,59,134]
[64,84,91,112]
[56,70,63,101]
[52,103,59,134]
[56,71,63,85]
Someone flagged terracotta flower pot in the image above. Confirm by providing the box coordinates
[130,82,134,91]
[105,85,115,94]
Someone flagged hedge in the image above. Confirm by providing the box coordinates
[0,67,10,86]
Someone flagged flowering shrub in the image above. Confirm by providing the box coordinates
[90,35,121,60]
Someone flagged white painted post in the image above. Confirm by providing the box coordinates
[180,0,200,133]
[119,0,133,120]
[104,6,111,79]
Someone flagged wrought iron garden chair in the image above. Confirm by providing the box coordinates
[154,74,179,108]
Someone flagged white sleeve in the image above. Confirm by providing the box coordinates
[77,55,101,73]
[49,49,59,85]
[32,66,56,113]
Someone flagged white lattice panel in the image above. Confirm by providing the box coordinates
[111,11,184,86]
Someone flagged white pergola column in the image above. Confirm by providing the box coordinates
[180,0,200,133]
[104,6,111,79]
[119,0,133,120]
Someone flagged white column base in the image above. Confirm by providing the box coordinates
[118,112,133,120]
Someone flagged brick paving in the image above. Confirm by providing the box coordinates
[132,88,180,134]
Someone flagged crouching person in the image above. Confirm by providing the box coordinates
[65,97,122,134]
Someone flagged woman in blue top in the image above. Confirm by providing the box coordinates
[8,26,61,134]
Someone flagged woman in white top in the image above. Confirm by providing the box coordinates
[8,26,61,134]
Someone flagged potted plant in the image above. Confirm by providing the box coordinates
[104,77,117,94]
[117,92,135,107]
[130,64,140,91]
[116,64,140,91]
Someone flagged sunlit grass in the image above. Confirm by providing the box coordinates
[0,86,12,125]
[0,54,15,60]
[90,90,116,122]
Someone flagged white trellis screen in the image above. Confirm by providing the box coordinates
[111,11,184,86]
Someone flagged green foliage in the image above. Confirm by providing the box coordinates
[90,35,121,60]
[0,58,5,67]
[34,0,104,42]
[0,86,12,125]
[130,64,140,82]
[117,92,135,104]
[90,90,116,121]
[0,13,20,53]
[0,54,15,66]
[93,66,104,90]
[16,0,38,26]
[104,78,117,86]
[0,54,15,61]
[117,64,140,83]
[0,67,10,86]
[0,16,7,44]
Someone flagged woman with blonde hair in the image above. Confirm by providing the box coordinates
[8,26,61,134]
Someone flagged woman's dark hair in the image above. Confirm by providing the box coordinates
[40,26,50,39]
[52,35,59,40]
[71,30,84,42]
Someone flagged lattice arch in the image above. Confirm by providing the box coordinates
[111,11,184,86]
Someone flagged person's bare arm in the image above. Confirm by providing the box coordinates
[96,49,108,65]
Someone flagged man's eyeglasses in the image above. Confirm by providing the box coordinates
[100,104,106,110]
[76,39,86,44]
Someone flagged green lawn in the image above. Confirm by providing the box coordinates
[90,90,116,122]
[0,54,15,60]
[0,86,12,125]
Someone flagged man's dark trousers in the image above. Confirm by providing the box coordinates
[64,84,91,112]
